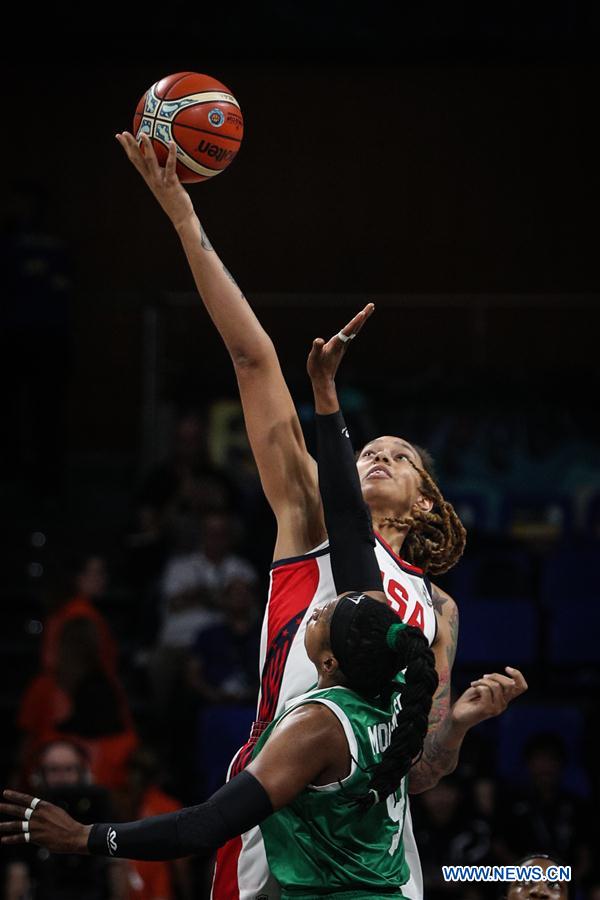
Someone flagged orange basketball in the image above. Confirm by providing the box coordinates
[133,72,243,184]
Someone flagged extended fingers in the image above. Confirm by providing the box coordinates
[139,133,162,180]
[2,790,34,808]
[338,303,375,342]
[0,803,28,818]
[469,677,505,711]
[165,141,178,182]
[471,672,514,693]
[505,666,528,694]
[0,832,28,845]
[115,132,145,170]
[0,820,28,837]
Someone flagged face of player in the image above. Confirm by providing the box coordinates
[304,599,338,671]
[505,857,568,899]
[356,436,430,519]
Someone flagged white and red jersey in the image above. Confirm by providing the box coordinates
[212,533,437,900]
[256,533,436,724]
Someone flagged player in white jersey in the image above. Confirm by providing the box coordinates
[116,133,528,900]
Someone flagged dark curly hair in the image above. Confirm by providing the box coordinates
[334,595,438,807]
[368,443,467,576]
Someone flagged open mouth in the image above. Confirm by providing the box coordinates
[366,465,392,479]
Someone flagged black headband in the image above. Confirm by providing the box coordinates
[330,592,370,669]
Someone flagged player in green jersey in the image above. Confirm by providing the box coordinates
[0,323,526,897]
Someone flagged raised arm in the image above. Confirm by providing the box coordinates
[117,133,371,557]
[307,324,385,601]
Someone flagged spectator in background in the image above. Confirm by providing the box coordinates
[501,853,569,898]
[149,512,257,716]
[188,575,261,706]
[161,511,256,608]
[131,407,237,562]
[188,575,261,796]
[411,775,494,899]
[120,747,193,900]
[4,739,127,899]
[41,552,117,677]
[493,734,591,885]
[17,618,137,792]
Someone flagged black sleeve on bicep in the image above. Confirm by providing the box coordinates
[88,770,272,861]
[316,410,383,594]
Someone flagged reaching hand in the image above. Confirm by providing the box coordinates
[116,132,197,232]
[0,790,90,854]
[307,303,375,389]
[450,667,528,730]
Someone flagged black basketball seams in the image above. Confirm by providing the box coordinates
[158,72,196,100]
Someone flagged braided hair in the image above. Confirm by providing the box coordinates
[332,595,438,807]
[375,444,467,576]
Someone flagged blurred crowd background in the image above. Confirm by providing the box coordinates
[2,3,600,898]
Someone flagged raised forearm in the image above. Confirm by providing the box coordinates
[311,375,339,416]
[315,409,383,594]
[408,714,468,794]
[176,216,274,367]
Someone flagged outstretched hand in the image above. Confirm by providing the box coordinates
[307,303,375,388]
[116,132,197,232]
[451,667,528,730]
[0,790,91,854]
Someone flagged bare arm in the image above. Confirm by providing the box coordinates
[247,703,349,808]
[118,134,373,557]
[409,584,462,793]
[409,584,528,793]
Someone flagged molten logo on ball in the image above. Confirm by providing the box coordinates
[197,140,236,163]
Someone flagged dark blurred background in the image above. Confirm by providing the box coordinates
[1,3,600,899]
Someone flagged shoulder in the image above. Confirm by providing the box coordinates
[274,699,348,751]
[429,582,459,649]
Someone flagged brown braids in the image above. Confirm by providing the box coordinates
[377,449,466,576]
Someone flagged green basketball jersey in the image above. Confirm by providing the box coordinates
[252,685,410,899]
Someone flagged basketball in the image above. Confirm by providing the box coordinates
[133,72,244,184]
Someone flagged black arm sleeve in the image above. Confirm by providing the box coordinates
[316,410,384,594]
[87,770,272,861]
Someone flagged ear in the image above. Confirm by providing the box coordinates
[320,652,340,677]
[413,492,434,514]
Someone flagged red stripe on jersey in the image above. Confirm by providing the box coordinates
[212,833,242,900]
[266,557,320,647]
[255,557,321,723]
[375,532,424,575]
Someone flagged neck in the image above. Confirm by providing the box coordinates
[373,518,409,555]
[316,673,346,691]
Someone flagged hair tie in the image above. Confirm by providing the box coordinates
[386,621,407,650]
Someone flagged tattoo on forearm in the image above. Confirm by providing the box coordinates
[447,603,459,670]
[428,674,451,730]
[199,225,213,251]
[409,722,461,793]
[222,263,240,287]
